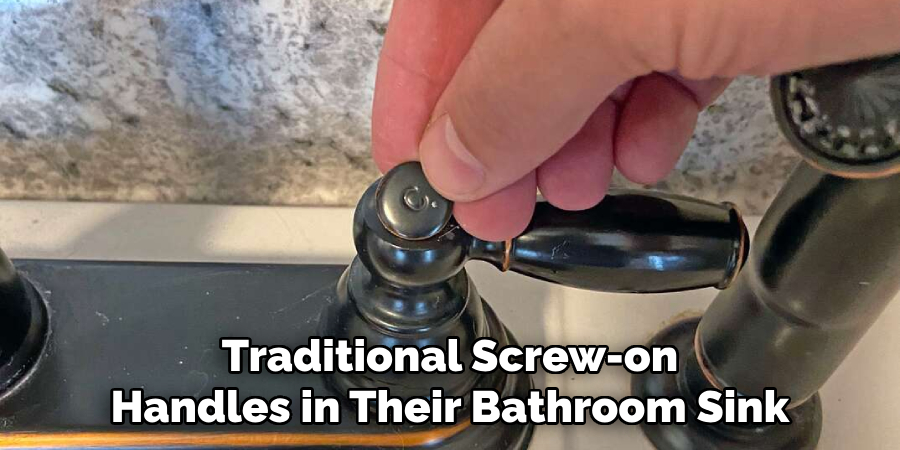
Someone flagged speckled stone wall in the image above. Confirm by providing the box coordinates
[0,0,800,214]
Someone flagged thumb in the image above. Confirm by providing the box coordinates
[418,0,900,202]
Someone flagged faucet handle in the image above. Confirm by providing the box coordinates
[469,192,748,293]
[372,162,748,293]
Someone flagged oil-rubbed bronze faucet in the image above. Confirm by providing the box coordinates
[317,161,748,449]
[0,163,749,450]
[634,53,900,450]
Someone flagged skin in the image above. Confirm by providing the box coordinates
[372,0,900,241]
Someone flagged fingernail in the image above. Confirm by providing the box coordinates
[419,115,485,199]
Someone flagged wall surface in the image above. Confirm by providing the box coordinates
[0,0,800,214]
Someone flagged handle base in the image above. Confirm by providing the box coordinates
[632,318,822,450]
[0,264,49,397]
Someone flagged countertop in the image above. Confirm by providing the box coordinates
[0,1,799,215]
[0,200,897,449]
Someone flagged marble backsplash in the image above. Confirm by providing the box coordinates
[0,0,800,214]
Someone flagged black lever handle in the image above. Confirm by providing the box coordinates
[364,162,748,294]
[469,192,747,293]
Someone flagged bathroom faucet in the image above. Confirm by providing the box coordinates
[634,53,900,449]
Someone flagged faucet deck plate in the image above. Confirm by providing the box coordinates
[0,259,531,449]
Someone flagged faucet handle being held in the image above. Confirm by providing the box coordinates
[365,162,748,294]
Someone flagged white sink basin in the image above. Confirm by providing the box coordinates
[1,200,897,449]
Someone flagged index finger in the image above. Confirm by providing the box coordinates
[371,0,502,173]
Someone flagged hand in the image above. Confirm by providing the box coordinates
[372,0,900,241]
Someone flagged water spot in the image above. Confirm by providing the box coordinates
[95,311,110,326]
[186,371,210,396]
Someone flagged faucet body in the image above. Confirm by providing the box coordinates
[698,164,900,405]
[636,53,900,450]
[636,163,900,450]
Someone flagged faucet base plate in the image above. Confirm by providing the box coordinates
[0,259,532,450]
